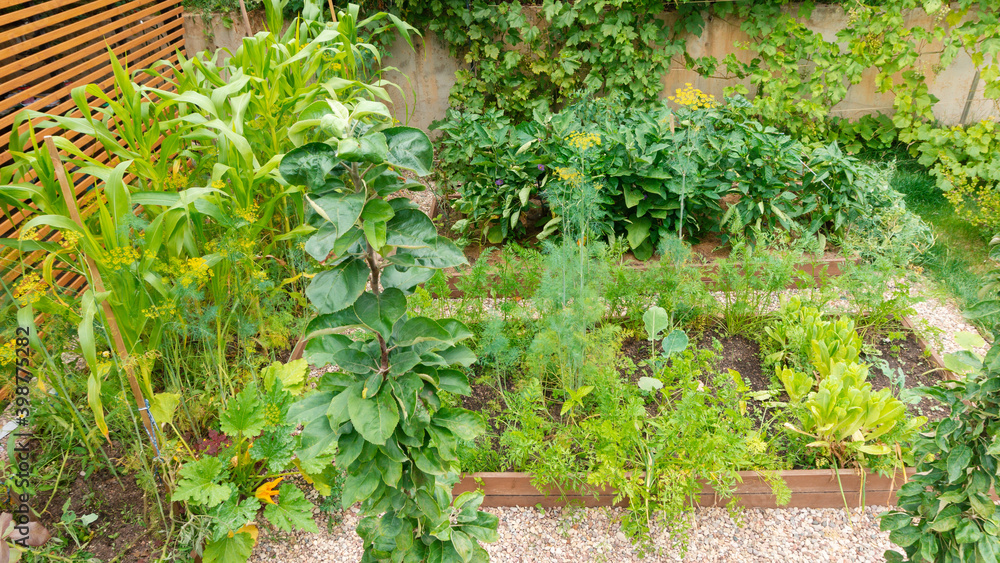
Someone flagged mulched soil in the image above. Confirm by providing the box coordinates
[28,441,167,562]
[860,325,950,421]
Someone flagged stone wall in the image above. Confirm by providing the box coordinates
[183,7,1000,133]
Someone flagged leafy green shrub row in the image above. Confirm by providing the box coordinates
[398,0,1000,235]
[436,95,892,257]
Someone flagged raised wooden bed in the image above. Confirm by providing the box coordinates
[453,468,916,509]
[453,314,953,509]
[444,256,856,299]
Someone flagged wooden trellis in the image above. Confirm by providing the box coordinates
[0,0,185,300]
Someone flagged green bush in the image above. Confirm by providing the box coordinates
[436,95,877,256]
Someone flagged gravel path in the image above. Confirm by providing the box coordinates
[249,504,896,563]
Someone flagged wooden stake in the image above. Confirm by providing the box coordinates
[43,136,157,448]
[239,0,253,38]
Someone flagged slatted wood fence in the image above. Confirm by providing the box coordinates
[0,0,185,303]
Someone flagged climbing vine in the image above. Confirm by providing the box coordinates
[393,0,1000,230]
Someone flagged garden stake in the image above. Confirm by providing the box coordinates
[43,135,158,451]
[238,0,253,38]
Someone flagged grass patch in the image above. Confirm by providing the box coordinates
[890,159,996,332]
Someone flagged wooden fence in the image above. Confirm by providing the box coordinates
[0,0,185,301]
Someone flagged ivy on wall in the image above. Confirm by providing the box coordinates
[393,0,1000,229]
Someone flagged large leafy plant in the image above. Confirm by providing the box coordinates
[280,96,498,562]
[170,363,315,562]
[881,339,1000,562]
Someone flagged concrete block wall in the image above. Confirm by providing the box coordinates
[182,7,1000,133]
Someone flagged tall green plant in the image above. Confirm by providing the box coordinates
[281,95,498,561]
[881,339,1000,562]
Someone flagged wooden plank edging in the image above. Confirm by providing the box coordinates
[453,468,918,509]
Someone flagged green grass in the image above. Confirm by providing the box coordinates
[890,160,997,333]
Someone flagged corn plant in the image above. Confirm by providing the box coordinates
[281,96,498,561]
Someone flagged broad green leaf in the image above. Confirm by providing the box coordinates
[888,525,921,547]
[349,384,399,445]
[880,512,913,532]
[955,331,986,352]
[307,192,366,240]
[306,259,370,314]
[956,519,984,544]
[362,199,396,223]
[438,370,471,395]
[150,392,181,428]
[262,359,308,396]
[209,494,261,541]
[304,334,354,368]
[387,237,466,269]
[432,408,485,441]
[363,219,387,249]
[396,317,451,346]
[661,329,689,357]
[359,132,389,163]
[263,483,319,533]
[643,306,671,340]
[172,457,232,507]
[947,445,972,482]
[353,289,407,340]
[295,415,339,474]
[287,390,335,425]
[626,216,651,249]
[220,383,266,438]
[638,377,663,392]
[383,126,434,176]
[203,532,254,563]
[381,265,435,294]
[250,429,296,473]
[342,463,381,508]
[281,142,339,189]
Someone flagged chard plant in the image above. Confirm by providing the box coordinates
[280,97,498,562]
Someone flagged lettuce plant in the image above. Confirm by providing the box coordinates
[281,97,498,562]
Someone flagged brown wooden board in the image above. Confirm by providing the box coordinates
[454,469,920,509]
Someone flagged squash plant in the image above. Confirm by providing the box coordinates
[281,99,498,562]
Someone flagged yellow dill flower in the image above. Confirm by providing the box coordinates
[565,131,602,152]
[670,85,716,109]
[104,246,141,270]
[211,180,226,190]
[554,167,585,188]
[18,227,42,242]
[142,302,179,320]
[0,340,17,366]
[59,230,82,250]
[163,169,189,191]
[236,202,260,224]
[168,256,214,288]
[13,272,48,306]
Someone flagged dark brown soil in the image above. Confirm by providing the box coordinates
[694,328,767,390]
[861,326,950,421]
[31,441,166,562]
